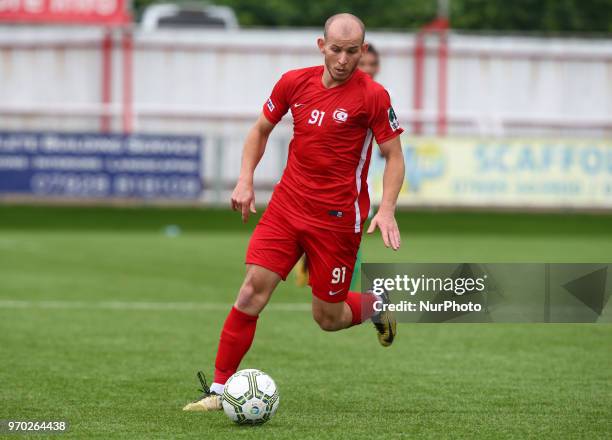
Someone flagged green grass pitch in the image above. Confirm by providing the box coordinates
[1,205,611,439]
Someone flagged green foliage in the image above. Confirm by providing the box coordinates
[133,0,612,33]
[451,0,612,33]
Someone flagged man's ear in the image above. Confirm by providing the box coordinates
[361,42,369,55]
[317,37,326,54]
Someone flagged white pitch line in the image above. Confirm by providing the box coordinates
[0,300,311,312]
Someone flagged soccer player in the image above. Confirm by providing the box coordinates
[296,43,381,289]
[183,13,405,412]
[358,43,380,78]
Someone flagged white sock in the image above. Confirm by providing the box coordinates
[210,382,225,395]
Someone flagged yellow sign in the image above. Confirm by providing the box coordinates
[369,137,612,209]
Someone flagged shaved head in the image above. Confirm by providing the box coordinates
[324,13,365,44]
[318,13,367,87]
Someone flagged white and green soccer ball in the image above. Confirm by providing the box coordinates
[222,369,279,425]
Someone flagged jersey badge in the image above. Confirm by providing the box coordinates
[332,108,348,123]
[388,106,400,131]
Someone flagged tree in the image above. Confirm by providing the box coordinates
[133,0,612,33]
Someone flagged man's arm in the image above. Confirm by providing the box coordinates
[367,135,405,250]
[231,113,276,223]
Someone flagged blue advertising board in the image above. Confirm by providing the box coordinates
[0,131,203,200]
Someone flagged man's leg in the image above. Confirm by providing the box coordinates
[184,197,303,411]
[212,264,281,390]
[304,227,395,344]
[310,281,395,346]
[214,199,300,387]
[311,289,379,331]
[183,264,280,411]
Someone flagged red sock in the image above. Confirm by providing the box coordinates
[213,306,259,384]
[345,291,377,326]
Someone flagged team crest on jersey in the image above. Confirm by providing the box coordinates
[332,108,348,123]
[388,106,400,131]
[267,98,275,112]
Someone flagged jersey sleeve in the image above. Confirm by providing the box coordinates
[262,73,293,124]
[368,87,404,145]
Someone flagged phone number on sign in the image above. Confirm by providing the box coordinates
[1,420,68,433]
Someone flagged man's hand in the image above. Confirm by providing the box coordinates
[371,135,404,251]
[367,209,401,250]
[231,113,276,223]
[231,178,256,223]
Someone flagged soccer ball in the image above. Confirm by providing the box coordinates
[222,369,279,425]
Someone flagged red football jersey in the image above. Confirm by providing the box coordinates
[262,65,403,233]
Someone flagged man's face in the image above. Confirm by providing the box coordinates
[318,33,366,83]
[358,52,380,79]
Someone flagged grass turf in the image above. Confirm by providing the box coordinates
[0,206,611,439]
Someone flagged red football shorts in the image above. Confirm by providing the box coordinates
[245,196,362,303]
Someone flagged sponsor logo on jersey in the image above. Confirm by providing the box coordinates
[332,108,348,123]
[388,106,400,131]
[328,210,343,218]
[266,98,275,112]
[294,103,305,108]
[328,289,344,296]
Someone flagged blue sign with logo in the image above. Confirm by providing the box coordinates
[0,131,203,200]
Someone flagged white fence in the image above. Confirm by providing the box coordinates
[1,26,611,135]
[1,25,611,206]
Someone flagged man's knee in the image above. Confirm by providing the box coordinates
[236,280,265,310]
[312,308,343,332]
[235,268,277,312]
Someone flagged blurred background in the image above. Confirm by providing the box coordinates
[0,0,611,207]
[0,2,611,437]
